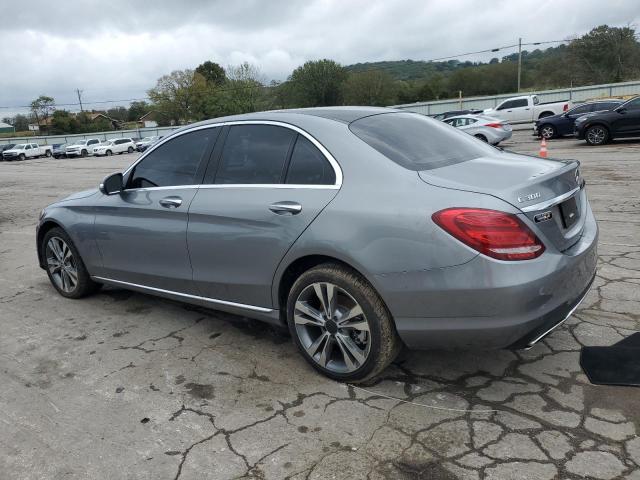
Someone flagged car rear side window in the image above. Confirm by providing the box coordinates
[285,136,335,185]
[349,112,496,171]
[215,125,295,184]
[128,129,215,188]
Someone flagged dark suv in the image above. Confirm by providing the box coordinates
[535,100,622,139]
[575,96,640,145]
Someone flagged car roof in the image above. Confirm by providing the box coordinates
[188,106,404,129]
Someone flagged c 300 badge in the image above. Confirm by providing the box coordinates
[517,192,541,203]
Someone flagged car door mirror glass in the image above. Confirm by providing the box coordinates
[100,172,123,195]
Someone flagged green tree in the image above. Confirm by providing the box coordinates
[106,106,128,122]
[196,61,226,86]
[147,70,209,124]
[30,95,55,132]
[343,70,396,106]
[288,59,347,107]
[215,62,266,115]
[569,25,640,84]
[50,110,80,134]
[127,101,150,121]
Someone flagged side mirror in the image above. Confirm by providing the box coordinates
[616,107,627,114]
[99,172,123,195]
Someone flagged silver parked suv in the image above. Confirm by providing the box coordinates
[36,107,598,382]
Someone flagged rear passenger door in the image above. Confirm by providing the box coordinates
[187,122,340,309]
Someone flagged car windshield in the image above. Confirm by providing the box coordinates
[349,112,498,171]
[14,144,27,149]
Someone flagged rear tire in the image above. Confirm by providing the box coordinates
[539,124,556,139]
[45,150,52,157]
[286,263,402,383]
[474,134,488,142]
[42,227,101,299]
[585,125,609,146]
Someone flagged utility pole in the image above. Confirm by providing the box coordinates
[76,88,84,112]
[517,37,522,93]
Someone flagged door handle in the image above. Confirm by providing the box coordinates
[269,201,302,215]
[159,196,183,208]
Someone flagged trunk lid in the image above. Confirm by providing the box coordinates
[419,152,585,252]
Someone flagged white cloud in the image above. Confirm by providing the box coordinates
[1,0,638,116]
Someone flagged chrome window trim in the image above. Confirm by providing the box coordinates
[92,276,273,313]
[520,186,581,213]
[122,120,343,190]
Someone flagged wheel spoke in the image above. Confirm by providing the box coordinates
[318,336,334,368]
[60,269,69,291]
[294,301,325,326]
[336,333,366,367]
[66,267,78,286]
[337,304,364,324]
[306,331,329,358]
[340,318,370,332]
[47,256,61,272]
[48,238,63,261]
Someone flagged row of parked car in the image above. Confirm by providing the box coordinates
[432,94,640,146]
[0,136,162,161]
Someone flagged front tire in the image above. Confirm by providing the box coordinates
[18,154,26,161]
[127,146,134,153]
[585,125,609,145]
[106,150,113,156]
[42,227,101,299]
[539,124,556,139]
[81,149,88,157]
[287,263,401,382]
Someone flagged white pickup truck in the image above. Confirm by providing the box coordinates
[1,143,53,161]
[483,95,571,124]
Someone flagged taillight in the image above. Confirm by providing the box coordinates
[485,123,503,129]
[563,104,569,111]
[432,208,545,261]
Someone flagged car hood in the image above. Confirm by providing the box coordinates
[59,188,99,202]
[418,151,578,211]
[3,149,21,154]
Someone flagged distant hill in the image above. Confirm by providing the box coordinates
[345,59,476,81]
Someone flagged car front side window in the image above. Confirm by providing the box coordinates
[128,128,217,189]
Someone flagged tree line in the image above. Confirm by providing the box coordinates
[3,25,639,134]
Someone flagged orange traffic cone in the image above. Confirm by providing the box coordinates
[539,138,548,158]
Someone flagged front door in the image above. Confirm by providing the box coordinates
[187,124,340,308]
[93,127,219,293]
[613,98,640,136]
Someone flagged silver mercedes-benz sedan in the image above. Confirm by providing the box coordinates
[36,107,598,382]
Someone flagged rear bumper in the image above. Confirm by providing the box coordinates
[375,207,598,350]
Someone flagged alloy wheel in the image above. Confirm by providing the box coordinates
[294,282,371,373]
[587,127,606,145]
[46,237,78,293]
[540,126,555,139]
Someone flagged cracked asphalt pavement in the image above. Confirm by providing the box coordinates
[1,130,639,479]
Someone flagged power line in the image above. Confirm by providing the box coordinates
[0,37,571,111]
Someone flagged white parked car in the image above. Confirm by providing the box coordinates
[65,139,101,157]
[93,138,136,156]
[443,115,513,145]
[2,143,52,161]
[483,95,571,124]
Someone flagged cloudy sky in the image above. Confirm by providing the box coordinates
[1,0,639,117]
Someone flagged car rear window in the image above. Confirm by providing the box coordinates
[349,112,496,171]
